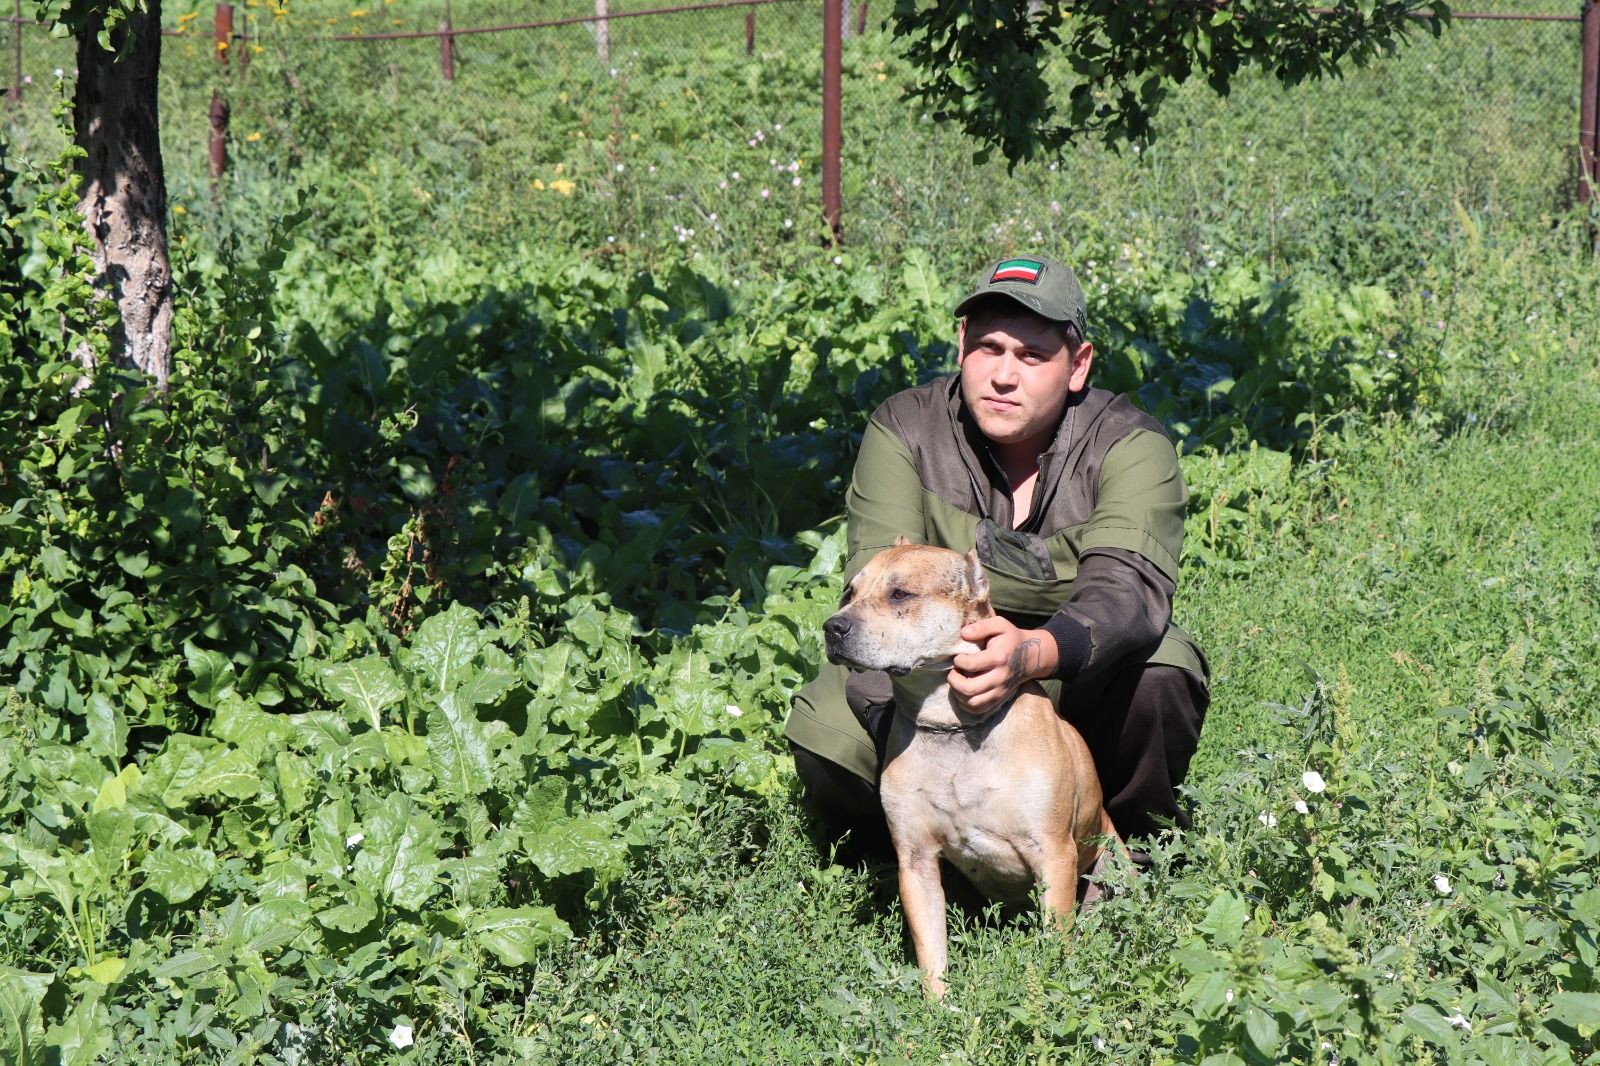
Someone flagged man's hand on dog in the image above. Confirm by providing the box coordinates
[948,616,1059,714]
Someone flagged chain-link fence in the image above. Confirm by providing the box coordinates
[3,3,1590,270]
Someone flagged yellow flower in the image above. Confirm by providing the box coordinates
[629,133,639,141]
[350,9,367,17]
[173,205,187,215]
[876,72,886,81]
[549,179,576,196]
[246,131,263,142]
[558,91,568,104]
[531,179,545,190]
[216,39,229,52]
[251,44,264,54]
[553,163,565,174]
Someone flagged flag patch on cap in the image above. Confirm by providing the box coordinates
[991,258,1043,284]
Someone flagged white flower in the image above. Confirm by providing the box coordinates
[724,704,743,718]
[774,123,783,131]
[1294,799,1310,815]
[1258,811,1277,828]
[54,67,65,78]
[718,180,728,190]
[783,218,793,228]
[345,832,365,848]
[1434,873,1452,895]
[1225,989,1235,1003]
[730,170,740,180]
[832,256,842,266]
[1302,770,1326,794]
[760,188,770,199]
[791,177,801,187]
[389,1024,414,1049]
[615,163,625,172]
[708,212,717,221]
[1444,1012,1471,1031]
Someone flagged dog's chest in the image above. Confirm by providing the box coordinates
[882,743,1048,901]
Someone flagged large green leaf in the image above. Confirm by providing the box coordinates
[426,692,499,800]
[319,656,405,730]
[409,604,483,693]
[141,847,217,905]
[0,968,52,1066]
[140,738,264,808]
[43,986,111,1066]
[522,813,626,880]
[351,792,443,911]
[469,906,571,967]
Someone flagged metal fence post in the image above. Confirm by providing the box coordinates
[8,0,22,103]
[595,0,611,63]
[1582,0,1599,208]
[823,0,842,244]
[214,3,233,65]
[208,90,229,181]
[440,21,455,80]
[854,1,869,37]
[746,10,756,55]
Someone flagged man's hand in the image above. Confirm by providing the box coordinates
[947,616,1059,714]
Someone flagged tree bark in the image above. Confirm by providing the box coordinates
[74,0,173,390]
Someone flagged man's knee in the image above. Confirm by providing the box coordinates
[1070,664,1208,843]
[790,742,892,857]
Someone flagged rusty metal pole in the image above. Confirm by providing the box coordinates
[9,0,22,104]
[208,90,230,181]
[855,1,869,36]
[441,0,455,81]
[214,3,233,65]
[1582,0,1599,209]
[746,10,756,55]
[822,0,842,244]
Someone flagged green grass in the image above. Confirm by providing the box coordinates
[4,4,1600,1062]
[487,231,1600,1063]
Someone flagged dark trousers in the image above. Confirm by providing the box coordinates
[791,664,1208,855]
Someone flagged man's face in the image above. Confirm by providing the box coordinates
[957,306,1094,455]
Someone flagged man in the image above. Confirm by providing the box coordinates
[785,252,1208,861]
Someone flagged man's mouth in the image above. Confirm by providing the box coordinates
[980,396,1019,411]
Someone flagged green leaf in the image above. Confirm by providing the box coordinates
[1546,991,1600,1033]
[43,986,111,1066]
[426,692,499,800]
[0,968,52,1066]
[351,792,443,911]
[141,737,264,807]
[315,890,379,934]
[470,906,572,966]
[183,642,237,710]
[523,813,626,879]
[1198,891,1249,947]
[1399,1003,1458,1045]
[82,693,127,762]
[141,847,217,905]
[320,657,405,730]
[1244,1005,1280,1056]
[409,604,483,693]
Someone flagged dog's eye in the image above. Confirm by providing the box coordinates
[889,588,915,603]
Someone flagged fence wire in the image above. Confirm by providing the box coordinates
[2,4,1587,269]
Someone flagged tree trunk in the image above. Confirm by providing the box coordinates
[74,0,173,390]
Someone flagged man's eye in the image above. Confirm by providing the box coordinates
[889,588,915,603]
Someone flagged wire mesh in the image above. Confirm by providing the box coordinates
[2,3,1588,269]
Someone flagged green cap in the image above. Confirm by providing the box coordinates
[954,254,1088,336]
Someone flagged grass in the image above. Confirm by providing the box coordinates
[495,230,1600,1062]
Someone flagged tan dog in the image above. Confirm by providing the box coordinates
[823,538,1115,997]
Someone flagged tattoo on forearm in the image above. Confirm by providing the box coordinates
[1008,638,1043,682]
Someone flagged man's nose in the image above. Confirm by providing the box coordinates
[824,615,853,644]
[991,353,1020,386]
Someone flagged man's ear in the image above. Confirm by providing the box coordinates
[1068,341,1095,392]
[962,549,990,601]
[955,317,968,367]
[893,534,912,547]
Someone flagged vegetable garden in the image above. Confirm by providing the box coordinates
[2,1,1599,1061]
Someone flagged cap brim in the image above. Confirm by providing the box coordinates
[955,286,1069,323]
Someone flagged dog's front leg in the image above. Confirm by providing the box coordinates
[897,850,950,998]
[1036,845,1082,935]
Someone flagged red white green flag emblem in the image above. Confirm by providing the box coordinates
[991,258,1043,284]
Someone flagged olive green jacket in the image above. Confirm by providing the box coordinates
[784,375,1207,783]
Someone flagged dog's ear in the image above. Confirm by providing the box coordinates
[892,534,911,547]
[962,549,990,603]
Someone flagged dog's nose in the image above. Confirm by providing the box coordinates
[823,615,852,645]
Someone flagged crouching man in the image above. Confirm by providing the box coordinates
[785,253,1208,869]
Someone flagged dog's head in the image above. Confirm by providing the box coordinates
[823,537,992,676]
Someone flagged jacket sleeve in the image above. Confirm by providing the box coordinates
[1040,429,1186,684]
[843,416,924,582]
